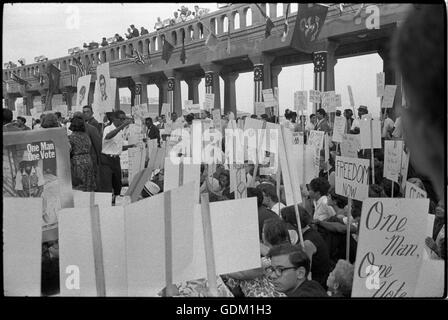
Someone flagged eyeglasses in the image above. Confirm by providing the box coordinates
[265,266,298,277]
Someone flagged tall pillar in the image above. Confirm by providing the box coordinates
[271,66,282,89]
[221,72,239,115]
[379,46,402,120]
[249,54,275,113]
[23,92,35,115]
[5,96,17,110]
[185,77,201,104]
[164,70,182,115]
[155,78,168,115]
[39,90,49,111]
[201,63,222,111]
[312,41,338,113]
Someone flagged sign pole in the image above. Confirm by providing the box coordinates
[200,193,219,297]
[89,192,106,296]
[370,119,375,185]
[346,198,352,261]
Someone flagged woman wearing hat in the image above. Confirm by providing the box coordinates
[14,150,45,197]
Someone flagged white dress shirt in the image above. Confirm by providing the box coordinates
[102,123,124,155]
[313,195,336,221]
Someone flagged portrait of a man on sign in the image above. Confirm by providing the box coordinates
[99,74,108,101]
[76,74,91,107]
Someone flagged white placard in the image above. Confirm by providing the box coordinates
[321,91,335,112]
[335,156,370,201]
[405,182,427,199]
[383,140,404,182]
[203,93,215,110]
[352,198,428,297]
[76,75,91,108]
[163,158,201,204]
[335,94,342,108]
[332,116,347,143]
[381,85,397,109]
[294,91,307,111]
[73,191,112,208]
[308,130,324,150]
[4,198,42,296]
[359,118,382,149]
[262,89,277,108]
[255,101,266,116]
[309,89,321,104]
[340,134,360,158]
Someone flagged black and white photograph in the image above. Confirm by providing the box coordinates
[2,1,446,311]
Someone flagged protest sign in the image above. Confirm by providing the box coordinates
[76,75,92,108]
[332,116,347,143]
[3,128,73,296]
[414,257,445,297]
[164,157,200,203]
[405,182,427,199]
[399,148,410,191]
[212,109,221,130]
[128,147,146,185]
[73,191,112,208]
[203,93,215,110]
[126,182,197,296]
[376,72,385,97]
[262,89,277,108]
[335,156,369,201]
[255,101,266,116]
[292,132,302,145]
[309,90,321,104]
[4,198,42,296]
[93,77,117,122]
[383,140,404,182]
[352,198,428,297]
[312,146,320,178]
[294,91,307,112]
[381,85,397,109]
[308,130,324,150]
[335,94,342,108]
[120,150,129,170]
[321,91,336,112]
[347,85,355,107]
[359,118,381,149]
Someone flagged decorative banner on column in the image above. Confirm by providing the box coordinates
[383,140,404,182]
[294,91,307,112]
[203,93,215,111]
[405,182,427,199]
[347,85,355,108]
[381,85,397,109]
[352,198,428,297]
[309,89,321,104]
[376,72,385,97]
[332,116,347,143]
[335,156,369,201]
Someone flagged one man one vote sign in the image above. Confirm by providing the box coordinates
[352,198,428,297]
[335,156,370,201]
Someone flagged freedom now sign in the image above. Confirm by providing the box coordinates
[335,156,370,201]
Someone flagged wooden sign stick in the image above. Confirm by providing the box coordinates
[301,110,306,186]
[346,198,352,262]
[249,121,266,188]
[164,190,175,297]
[280,126,305,250]
[200,194,219,297]
[276,160,281,208]
[89,192,106,296]
[370,119,375,185]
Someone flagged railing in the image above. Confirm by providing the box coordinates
[3,3,368,83]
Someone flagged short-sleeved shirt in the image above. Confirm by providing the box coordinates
[313,196,336,221]
[102,123,124,155]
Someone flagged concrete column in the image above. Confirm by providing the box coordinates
[61,87,75,111]
[131,75,149,106]
[23,92,34,115]
[271,66,282,89]
[201,63,222,111]
[185,77,201,104]
[379,46,403,120]
[155,78,168,115]
[249,54,275,114]
[221,72,239,115]
[164,70,182,115]
[5,96,17,110]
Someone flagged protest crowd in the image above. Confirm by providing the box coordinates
[2,4,445,298]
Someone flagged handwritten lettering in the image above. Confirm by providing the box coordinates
[365,201,408,232]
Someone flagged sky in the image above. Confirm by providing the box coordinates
[3,3,384,117]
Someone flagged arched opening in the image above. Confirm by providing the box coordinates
[188,25,194,40]
[233,12,240,29]
[171,31,177,46]
[129,43,134,55]
[291,3,298,13]
[101,51,106,62]
[223,16,229,33]
[265,4,270,17]
[154,37,159,51]
[210,18,217,34]
[121,46,127,59]
[197,22,204,39]
[277,3,283,17]
[180,29,186,45]
[110,48,115,61]
[138,41,143,53]
[145,39,150,54]
[85,55,90,66]
[62,61,67,71]
[245,7,252,26]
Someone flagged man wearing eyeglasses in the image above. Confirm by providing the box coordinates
[266,243,327,297]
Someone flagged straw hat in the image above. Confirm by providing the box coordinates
[142,181,160,197]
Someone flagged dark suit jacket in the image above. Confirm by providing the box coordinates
[85,122,102,167]
[146,124,161,145]
[87,117,103,137]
